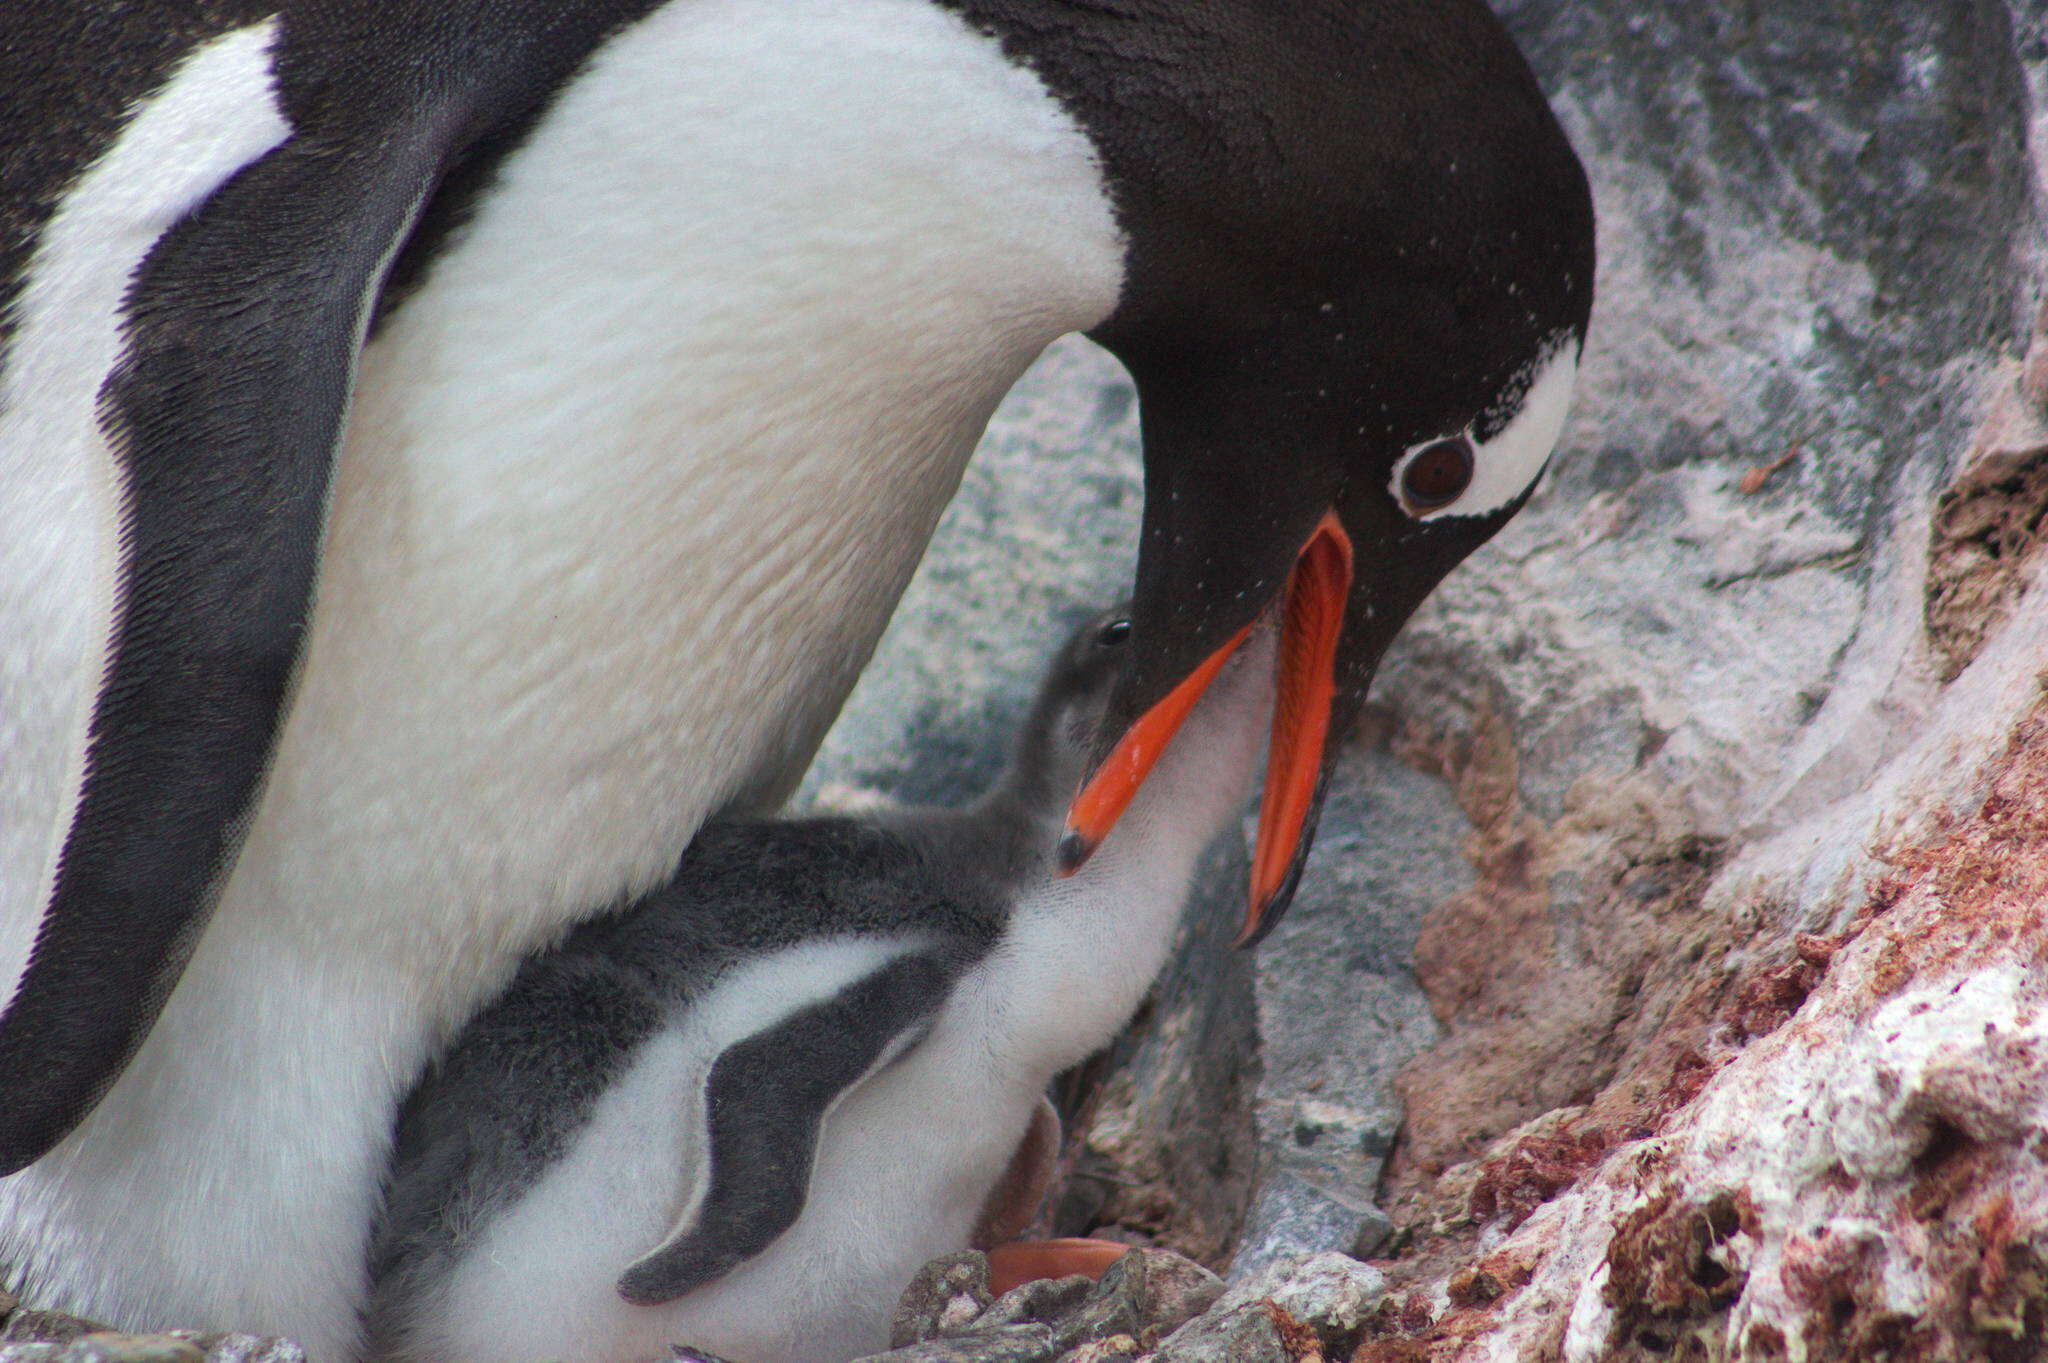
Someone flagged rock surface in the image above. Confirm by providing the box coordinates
[872,1247,1384,1363]
[0,1296,305,1363]
[879,1249,1227,1363]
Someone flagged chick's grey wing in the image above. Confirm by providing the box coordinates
[615,949,953,1305]
[368,951,666,1340]
[0,0,669,1176]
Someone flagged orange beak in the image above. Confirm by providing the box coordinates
[1058,511,1356,945]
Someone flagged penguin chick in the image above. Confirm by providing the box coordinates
[365,605,1275,1363]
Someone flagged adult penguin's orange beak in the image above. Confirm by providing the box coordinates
[1060,511,1353,947]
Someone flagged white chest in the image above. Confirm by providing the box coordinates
[0,0,1121,1352]
[242,0,1125,979]
[402,941,1049,1363]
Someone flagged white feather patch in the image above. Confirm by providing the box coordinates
[0,19,289,1027]
[1390,338,1579,522]
[397,936,920,1363]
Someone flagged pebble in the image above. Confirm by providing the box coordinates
[892,1252,996,1349]
[881,1248,1227,1361]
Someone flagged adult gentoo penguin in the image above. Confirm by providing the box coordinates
[0,0,1592,1354]
[365,605,1270,1363]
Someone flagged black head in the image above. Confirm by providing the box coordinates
[954,0,1595,939]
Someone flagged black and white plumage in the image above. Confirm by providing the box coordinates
[0,0,1591,1350]
[365,608,1274,1363]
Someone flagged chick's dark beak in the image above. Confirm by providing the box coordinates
[1059,510,1355,947]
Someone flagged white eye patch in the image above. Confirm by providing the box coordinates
[1388,340,1579,522]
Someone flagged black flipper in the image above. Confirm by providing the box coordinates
[0,129,456,1176]
[615,951,952,1306]
[0,0,676,1175]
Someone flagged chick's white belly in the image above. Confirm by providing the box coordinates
[427,1019,1033,1363]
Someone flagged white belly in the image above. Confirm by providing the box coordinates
[0,0,1119,1352]
[377,615,1276,1363]
[407,957,1046,1363]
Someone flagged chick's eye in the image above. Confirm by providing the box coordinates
[1096,618,1132,648]
[1400,437,1475,513]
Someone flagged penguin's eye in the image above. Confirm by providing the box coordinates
[1388,342,1580,522]
[1398,438,1475,514]
[1096,618,1132,648]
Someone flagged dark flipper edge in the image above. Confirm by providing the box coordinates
[615,952,950,1305]
[0,126,455,1175]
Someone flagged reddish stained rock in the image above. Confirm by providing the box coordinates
[1441,1251,1538,1316]
[1258,1302,1326,1363]
[1773,1226,1880,1320]
[1924,433,2048,682]
[1466,1126,1617,1230]
[1349,1343,1433,1363]
[1726,956,1822,1041]
[1386,1294,1435,1338]
[1601,1184,1753,1330]
[1723,929,1864,1042]
[1366,677,2048,1363]
[1387,696,1727,1196]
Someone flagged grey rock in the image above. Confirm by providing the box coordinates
[0,1317,99,1349]
[0,1335,202,1363]
[1086,1250,1224,1343]
[0,1312,302,1363]
[1058,1339,1141,1363]
[874,1249,1226,1363]
[1041,1250,1223,1351]
[163,1338,302,1363]
[0,1334,305,1363]
[1147,1304,1288,1363]
[891,1252,995,1349]
[1119,1252,1387,1363]
[855,1325,1060,1363]
[1234,743,1453,1243]
[1220,1253,1387,1337]
[1352,1211,1395,1261]
[1229,1171,1391,1285]
[970,1277,1096,1341]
